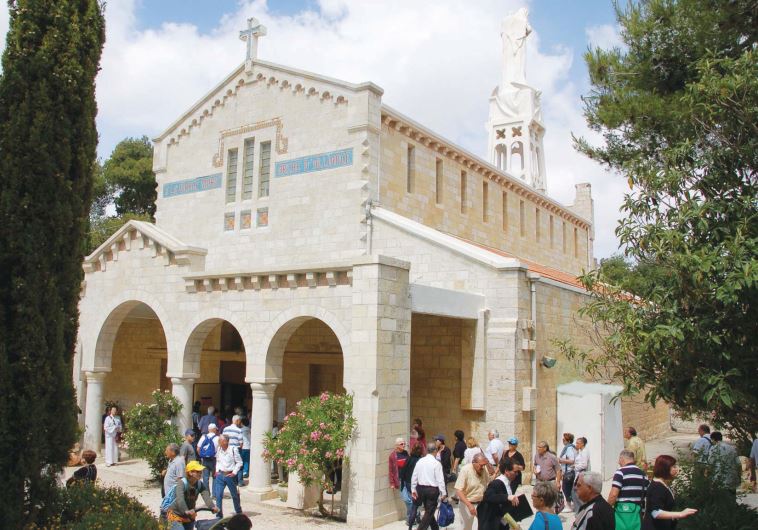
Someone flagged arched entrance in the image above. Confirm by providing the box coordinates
[183,318,249,430]
[83,301,169,451]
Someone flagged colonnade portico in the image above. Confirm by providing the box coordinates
[247,382,277,500]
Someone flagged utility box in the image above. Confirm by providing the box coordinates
[557,382,624,480]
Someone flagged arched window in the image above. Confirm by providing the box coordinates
[510,141,524,172]
[495,144,507,170]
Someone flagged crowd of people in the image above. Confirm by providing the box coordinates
[387,421,707,530]
[66,404,756,530]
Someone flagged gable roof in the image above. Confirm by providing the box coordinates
[372,206,586,291]
[83,220,207,273]
[153,59,383,144]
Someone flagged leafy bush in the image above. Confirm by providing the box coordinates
[263,392,356,515]
[673,454,758,530]
[123,389,183,479]
[35,482,159,528]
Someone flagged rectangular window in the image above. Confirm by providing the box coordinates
[435,158,443,204]
[406,144,415,193]
[223,212,235,231]
[242,139,255,200]
[460,171,467,213]
[257,207,269,227]
[240,210,252,230]
[549,215,554,248]
[535,208,541,242]
[482,181,489,222]
[258,141,271,198]
[519,200,525,237]
[502,192,508,231]
[225,148,238,204]
[562,221,567,253]
[574,227,579,258]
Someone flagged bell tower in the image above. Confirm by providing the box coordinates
[486,8,546,193]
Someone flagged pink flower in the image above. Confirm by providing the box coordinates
[325,451,333,458]
[320,392,329,402]
[287,458,296,467]
[306,420,313,427]
[324,434,332,441]
[300,448,307,455]
[319,422,326,429]
[336,448,344,457]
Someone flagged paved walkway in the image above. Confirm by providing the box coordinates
[65,432,756,529]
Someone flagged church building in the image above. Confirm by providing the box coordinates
[75,11,668,527]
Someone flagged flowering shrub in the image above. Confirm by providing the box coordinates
[263,392,356,516]
[123,390,182,479]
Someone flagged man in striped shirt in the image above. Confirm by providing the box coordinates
[223,415,245,485]
[608,450,648,530]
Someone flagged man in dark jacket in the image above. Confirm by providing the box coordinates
[572,471,615,530]
[477,458,521,530]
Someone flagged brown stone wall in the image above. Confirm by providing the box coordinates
[409,314,485,444]
[379,125,590,275]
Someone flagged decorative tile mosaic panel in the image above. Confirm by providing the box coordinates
[240,210,252,230]
[224,212,235,231]
[163,173,222,197]
[256,207,269,227]
[275,148,353,178]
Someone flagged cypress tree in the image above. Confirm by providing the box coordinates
[0,1,105,525]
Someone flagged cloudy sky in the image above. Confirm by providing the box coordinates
[0,0,627,258]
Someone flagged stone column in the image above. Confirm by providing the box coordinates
[345,256,412,528]
[171,377,196,434]
[249,382,278,501]
[83,371,107,452]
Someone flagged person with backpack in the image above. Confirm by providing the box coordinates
[163,443,186,500]
[163,460,218,529]
[197,424,220,489]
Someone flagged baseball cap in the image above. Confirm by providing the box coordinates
[186,461,205,473]
[433,434,446,443]
[507,436,519,445]
[184,429,195,436]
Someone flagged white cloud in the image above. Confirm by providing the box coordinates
[0,3,8,59]
[0,0,626,258]
[585,23,624,50]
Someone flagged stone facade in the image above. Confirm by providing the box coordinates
[75,19,666,529]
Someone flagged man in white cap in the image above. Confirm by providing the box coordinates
[197,423,220,488]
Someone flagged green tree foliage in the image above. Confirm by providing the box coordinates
[123,390,183,479]
[0,1,105,526]
[264,392,356,516]
[597,254,669,296]
[566,0,758,442]
[102,136,156,218]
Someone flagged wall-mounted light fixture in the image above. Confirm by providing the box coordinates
[541,355,557,368]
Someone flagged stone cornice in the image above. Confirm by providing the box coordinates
[380,105,592,230]
[83,220,207,274]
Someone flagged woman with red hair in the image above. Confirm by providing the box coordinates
[642,455,697,529]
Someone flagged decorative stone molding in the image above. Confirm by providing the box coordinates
[183,263,354,294]
[381,105,591,230]
[211,117,289,168]
[83,220,207,274]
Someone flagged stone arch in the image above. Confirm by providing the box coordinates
[250,305,350,383]
[86,290,174,372]
[510,141,524,172]
[177,309,253,379]
[495,143,507,170]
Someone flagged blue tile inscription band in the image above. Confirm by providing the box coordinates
[275,148,353,178]
[163,173,222,197]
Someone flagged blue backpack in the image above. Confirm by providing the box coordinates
[160,477,207,513]
[437,500,455,527]
[198,434,217,458]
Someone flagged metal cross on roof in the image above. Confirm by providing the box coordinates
[240,17,267,61]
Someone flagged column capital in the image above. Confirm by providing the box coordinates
[249,382,277,397]
[170,376,196,386]
[84,371,107,383]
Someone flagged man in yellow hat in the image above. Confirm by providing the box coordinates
[165,460,218,528]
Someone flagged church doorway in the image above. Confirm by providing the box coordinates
[185,320,249,425]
